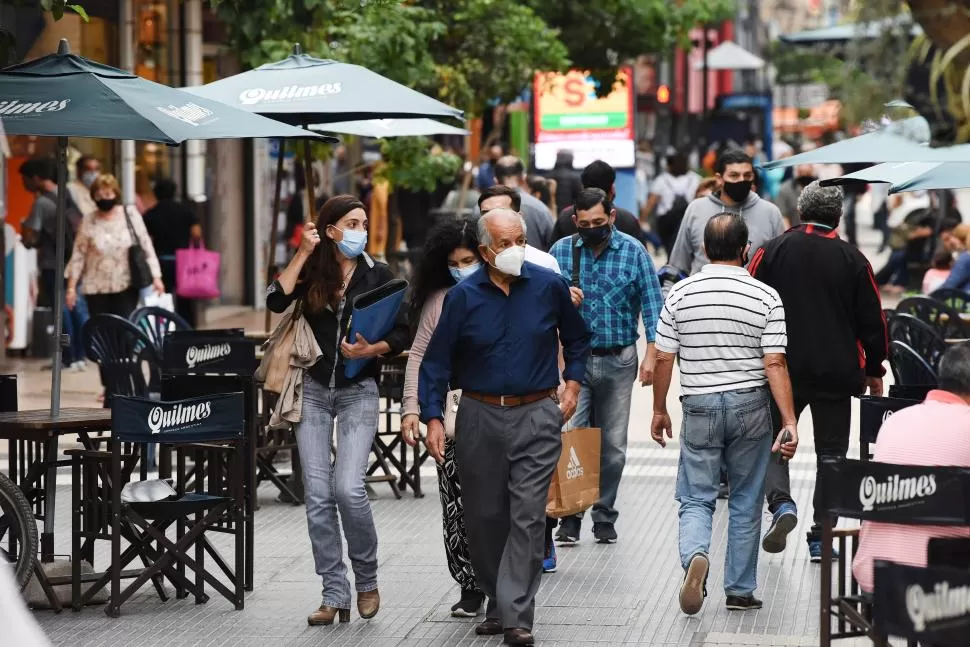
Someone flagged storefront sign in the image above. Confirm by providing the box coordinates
[532,67,635,170]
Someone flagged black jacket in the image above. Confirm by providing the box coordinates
[552,205,643,247]
[266,254,409,387]
[749,224,888,396]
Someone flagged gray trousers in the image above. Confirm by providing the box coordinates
[454,395,563,631]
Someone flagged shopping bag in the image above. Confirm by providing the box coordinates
[140,291,174,312]
[546,426,601,518]
[175,242,221,299]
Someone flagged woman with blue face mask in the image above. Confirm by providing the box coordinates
[401,219,485,618]
[267,194,410,627]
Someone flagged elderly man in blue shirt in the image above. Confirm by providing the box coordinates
[419,208,591,647]
[550,187,664,546]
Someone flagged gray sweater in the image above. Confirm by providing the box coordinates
[668,191,785,276]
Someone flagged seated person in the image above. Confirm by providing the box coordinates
[923,248,954,295]
[852,343,970,593]
[939,223,970,293]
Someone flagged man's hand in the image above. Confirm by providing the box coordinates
[569,286,584,308]
[341,333,377,360]
[651,411,673,447]
[640,344,657,386]
[560,380,580,422]
[771,424,799,461]
[426,418,445,464]
[401,414,420,447]
[864,377,884,397]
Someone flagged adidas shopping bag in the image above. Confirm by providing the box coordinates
[546,427,601,518]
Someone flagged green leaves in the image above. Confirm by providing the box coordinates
[379,137,462,191]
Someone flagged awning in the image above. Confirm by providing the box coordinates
[693,41,764,71]
[780,16,921,44]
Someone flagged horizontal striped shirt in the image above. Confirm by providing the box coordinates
[655,264,787,395]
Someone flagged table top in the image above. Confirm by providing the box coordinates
[0,408,112,432]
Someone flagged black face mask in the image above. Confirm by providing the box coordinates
[578,224,611,246]
[96,197,117,212]
[795,175,818,188]
[723,180,753,204]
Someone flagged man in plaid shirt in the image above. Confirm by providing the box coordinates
[550,187,664,545]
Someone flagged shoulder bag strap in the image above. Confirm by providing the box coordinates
[122,205,142,248]
[571,233,581,288]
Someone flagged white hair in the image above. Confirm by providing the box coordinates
[477,208,527,248]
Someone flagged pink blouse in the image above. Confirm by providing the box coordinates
[66,206,162,295]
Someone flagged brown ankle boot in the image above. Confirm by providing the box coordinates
[357,589,380,619]
[307,604,350,626]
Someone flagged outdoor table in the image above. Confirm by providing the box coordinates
[0,408,112,563]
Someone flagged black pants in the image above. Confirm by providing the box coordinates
[766,391,851,542]
[655,211,685,258]
[85,288,140,319]
[843,197,858,246]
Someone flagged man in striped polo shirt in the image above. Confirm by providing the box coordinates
[651,213,799,615]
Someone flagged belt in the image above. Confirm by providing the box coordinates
[590,346,626,357]
[463,389,557,408]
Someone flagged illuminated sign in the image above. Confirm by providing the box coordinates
[532,67,635,170]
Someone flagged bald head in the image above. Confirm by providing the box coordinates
[478,207,527,250]
[703,212,749,264]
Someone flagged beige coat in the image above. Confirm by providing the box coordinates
[266,310,323,430]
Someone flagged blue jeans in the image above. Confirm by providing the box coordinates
[295,374,380,608]
[676,386,772,597]
[568,344,638,524]
[63,290,89,364]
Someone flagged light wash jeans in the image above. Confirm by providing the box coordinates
[296,374,380,608]
[676,386,772,597]
[568,344,638,525]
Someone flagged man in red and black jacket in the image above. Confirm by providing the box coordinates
[748,180,887,562]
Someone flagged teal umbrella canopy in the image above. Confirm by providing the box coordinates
[821,162,942,190]
[309,117,469,138]
[0,45,335,143]
[889,162,970,194]
[184,52,464,125]
[761,133,935,170]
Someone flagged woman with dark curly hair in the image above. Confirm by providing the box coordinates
[401,218,486,617]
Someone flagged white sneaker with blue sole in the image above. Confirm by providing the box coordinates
[762,503,798,553]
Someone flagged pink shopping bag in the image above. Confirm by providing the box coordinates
[175,242,221,299]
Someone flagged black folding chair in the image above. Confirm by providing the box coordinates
[889,341,939,387]
[897,296,970,340]
[818,458,970,646]
[888,314,948,371]
[889,384,935,400]
[872,561,970,647]
[930,287,970,314]
[856,396,920,461]
[73,393,247,617]
[129,307,192,391]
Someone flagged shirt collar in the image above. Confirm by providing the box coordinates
[700,263,749,276]
[926,390,970,406]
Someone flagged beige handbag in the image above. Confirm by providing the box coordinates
[255,300,304,394]
[443,389,461,439]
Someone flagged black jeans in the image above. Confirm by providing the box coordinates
[766,391,851,543]
[85,288,140,319]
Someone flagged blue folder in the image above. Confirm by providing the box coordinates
[343,279,408,379]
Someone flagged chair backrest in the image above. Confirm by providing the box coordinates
[83,314,159,401]
[130,306,192,358]
[161,329,256,376]
[819,458,970,526]
[111,393,246,444]
[888,313,948,370]
[897,295,970,340]
[857,395,921,459]
[889,340,939,387]
[930,287,970,314]
[889,383,936,400]
[873,560,970,645]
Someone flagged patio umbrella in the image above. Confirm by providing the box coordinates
[309,118,469,138]
[0,39,334,414]
[821,162,944,190]
[185,44,464,329]
[888,161,970,194]
[692,41,765,71]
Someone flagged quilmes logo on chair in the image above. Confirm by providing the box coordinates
[0,99,71,115]
[185,343,232,369]
[906,580,970,632]
[566,447,584,480]
[859,473,938,512]
[238,84,343,106]
[882,409,895,425]
[148,401,212,435]
[157,102,215,127]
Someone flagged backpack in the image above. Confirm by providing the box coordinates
[665,192,690,224]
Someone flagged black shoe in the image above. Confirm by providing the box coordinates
[450,590,485,617]
[725,594,763,610]
[592,521,617,544]
[475,618,503,635]
[679,553,709,615]
[504,628,535,645]
[555,516,581,546]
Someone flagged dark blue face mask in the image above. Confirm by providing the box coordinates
[578,223,612,246]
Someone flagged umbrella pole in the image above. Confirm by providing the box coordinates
[264,138,286,332]
[50,137,68,416]
[303,138,316,225]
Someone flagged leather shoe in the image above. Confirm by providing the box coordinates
[307,605,350,626]
[504,628,535,645]
[357,589,380,619]
[475,618,503,635]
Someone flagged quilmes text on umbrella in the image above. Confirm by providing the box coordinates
[0,99,71,115]
[157,102,216,127]
[238,83,343,106]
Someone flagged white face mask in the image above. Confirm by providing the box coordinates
[489,244,526,277]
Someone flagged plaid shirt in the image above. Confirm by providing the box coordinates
[550,229,663,348]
